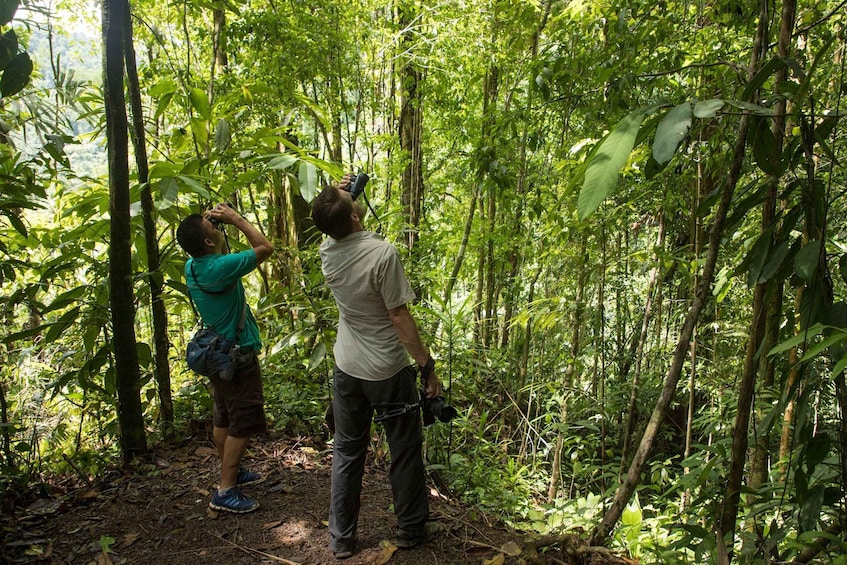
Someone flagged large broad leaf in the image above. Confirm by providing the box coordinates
[0,0,18,27]
[214,119,231,152]
[751,117,785,176]
[653,102,691,165]
[0,51,31,97]
[725,100,774,116]
[298,161,319,202]
[794,240,821,283]
[693,99,724,119]
[188,87,211,121]
[0,29,18,70]
[578,108,648,220]
[268,154,298,170]
[742,56,786,102]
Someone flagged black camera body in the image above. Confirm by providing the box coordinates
[347,173,369,201]
[420,392,458,426]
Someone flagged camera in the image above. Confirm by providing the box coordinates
[346,173,369,201]
[420,392,458,426]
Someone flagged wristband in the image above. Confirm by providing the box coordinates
[420,356,435,378]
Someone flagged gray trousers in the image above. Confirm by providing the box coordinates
[329,365,428,552]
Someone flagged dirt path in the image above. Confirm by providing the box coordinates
[2,434,526,564]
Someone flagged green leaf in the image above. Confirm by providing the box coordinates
[832,351,847,376]
[578,108,648,220]
[742,56,785,102]
[725,100,774,116]
[653,102,691,165]
[188,87,211,120]
[840,254,847,287]
[214,119,230,152]
[751,117,785,176]
[797,331,847,364]
[44,307,81,343]
[298,161,319,202]
[0,0,18,27]
[745,229,772,287]
[0,29,18,70]
[768,323,825,356]
[693,99,724,119]
[308,342,326,371]
[268,154,298,170]
[794,240,821,283]
[0,52,32,97]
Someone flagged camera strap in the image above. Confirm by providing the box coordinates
[373,401,420,423]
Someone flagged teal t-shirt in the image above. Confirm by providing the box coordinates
[185,250,261,351]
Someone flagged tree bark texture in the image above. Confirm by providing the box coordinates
[123,5,174,437]
[102,0,147,462]
[398,3,423,251]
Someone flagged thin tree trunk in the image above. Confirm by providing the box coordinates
[619,215,665,476]
[398,4,423,251]
[547,236,588,502]
[720,0,795,552]
[102,0,147,462]
[123,2,173,437]
[589,75,760,548]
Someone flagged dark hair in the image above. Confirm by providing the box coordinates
[311,186,354,239]
[176,214,209,257]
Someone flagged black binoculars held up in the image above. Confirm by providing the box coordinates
[346,173,369,201]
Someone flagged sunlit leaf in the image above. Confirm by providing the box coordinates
[578,108,649,220]
[693,99,724,118]
[653,102,691,165]
[214,119,231,152]
[189,87,211,120]
[298,161,319,202]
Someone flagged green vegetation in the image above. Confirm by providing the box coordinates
[2,0,847,562]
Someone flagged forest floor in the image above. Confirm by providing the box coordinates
[1,432,634,565]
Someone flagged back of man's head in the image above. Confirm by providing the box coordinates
[312,186,354,239]
[176,214,208,258]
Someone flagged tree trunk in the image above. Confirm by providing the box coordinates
[102,0,147,462]
[547,235,588,502]
[123,2,173,437]
[719,0,795,552]
[398,3,423,251]
[590,95,758,550]
[619,215,665,476]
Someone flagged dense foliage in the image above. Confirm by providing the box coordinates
[1,0,846,562]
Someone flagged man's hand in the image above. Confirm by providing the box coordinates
[337,174,354,191]
[422,372,443,399]
[206,202,240,225]
[420,358,442,399]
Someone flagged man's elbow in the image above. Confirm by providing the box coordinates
[254,243,274,265]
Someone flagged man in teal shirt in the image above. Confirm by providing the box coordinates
[177,203,273,514]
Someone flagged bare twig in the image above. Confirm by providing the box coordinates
[210,532,300,564]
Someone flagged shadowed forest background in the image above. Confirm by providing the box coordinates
[1,0,847,562]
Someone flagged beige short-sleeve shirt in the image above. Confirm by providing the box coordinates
[319,231,416,381]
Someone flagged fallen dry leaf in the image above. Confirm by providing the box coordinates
[482,554,505,565]
[122,533,141,547]
[371,540,398,565]
[500,540,522,556]
[262,519,284,530]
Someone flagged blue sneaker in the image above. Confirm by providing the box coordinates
[236,467,265,486]
[209,488,259,513]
